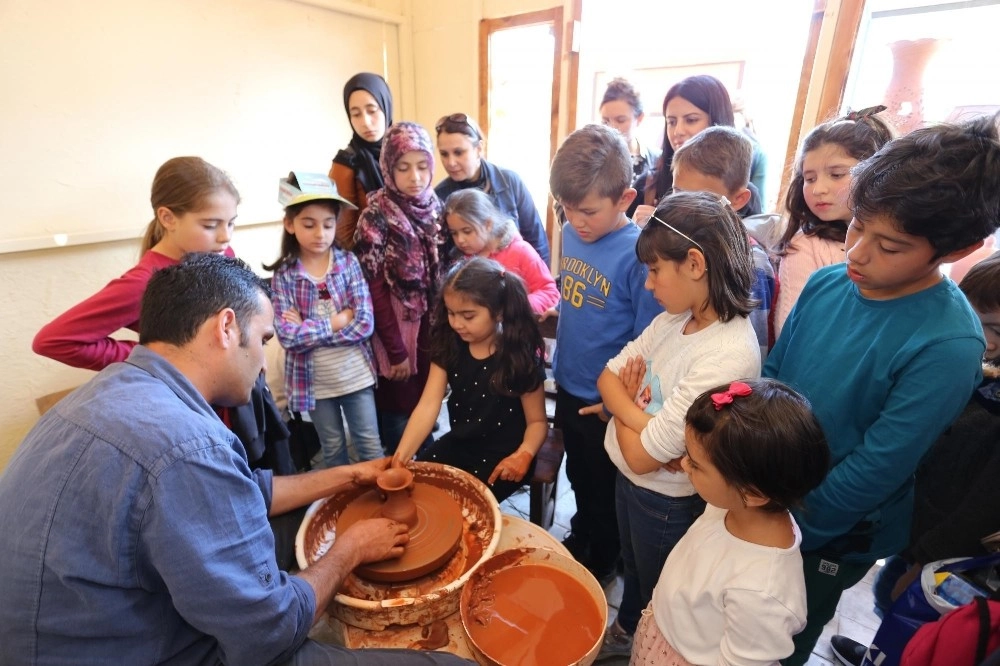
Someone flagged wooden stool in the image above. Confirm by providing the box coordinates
[529,314,563,529]
[528,426,563,529]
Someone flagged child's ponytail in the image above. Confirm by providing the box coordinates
[493,269,544,396]
[141,157,240,254]
[686,378,829,512]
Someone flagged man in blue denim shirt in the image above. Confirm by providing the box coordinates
[0,255,470,666]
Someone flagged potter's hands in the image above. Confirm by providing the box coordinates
[282,308,303,326]
[619,355,645,402]
[349,457,391,487]
[578,402,610,423]
[386,359,412,382]
[633,205,655,228]
[488,448,534,485]
[341,518,410,566]
[297,507,407,623]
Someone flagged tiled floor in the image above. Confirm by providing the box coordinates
[497,457,882,666]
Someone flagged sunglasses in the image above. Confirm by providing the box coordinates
[435,113,482,140]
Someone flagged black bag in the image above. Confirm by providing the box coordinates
[228,374,296,476]
[287,411,321,472]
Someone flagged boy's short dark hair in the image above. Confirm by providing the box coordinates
[672,126,753,194]
[959,251,1000,312]
[549,123,631,206]
[851,113,1000,258]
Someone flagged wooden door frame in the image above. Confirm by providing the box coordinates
[777,0,866,208]
[479,7,564,246]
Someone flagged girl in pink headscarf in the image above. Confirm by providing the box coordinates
[354,121,443,454]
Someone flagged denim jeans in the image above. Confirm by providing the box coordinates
[376,410,433,457]
[309,387,383,468]
[615,473,706,635]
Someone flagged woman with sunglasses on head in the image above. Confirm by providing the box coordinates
[434,113,550,265]
[329,72,394,251]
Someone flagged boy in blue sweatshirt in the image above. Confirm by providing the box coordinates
[546,124,660,585]
[765,113,1000,666]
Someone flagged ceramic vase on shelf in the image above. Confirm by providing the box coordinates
[883,38,941,135]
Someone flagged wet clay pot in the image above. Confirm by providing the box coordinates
[338,466,464,583]
[378,467,418,526]
[295,461,502,630]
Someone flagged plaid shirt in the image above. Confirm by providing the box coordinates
[271,249,375,412]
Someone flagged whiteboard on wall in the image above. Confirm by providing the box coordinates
[0,0,401,254]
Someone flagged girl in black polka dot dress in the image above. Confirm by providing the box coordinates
[390,256,547,501]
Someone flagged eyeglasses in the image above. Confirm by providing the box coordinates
[649,214,705,253]
[435,113,483,140]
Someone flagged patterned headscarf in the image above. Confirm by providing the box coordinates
[356,122,442,322]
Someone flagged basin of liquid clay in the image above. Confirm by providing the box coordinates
[295,461,502,630]
[460,547,607,666]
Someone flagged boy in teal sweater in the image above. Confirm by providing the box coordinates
[764,113,1000,666]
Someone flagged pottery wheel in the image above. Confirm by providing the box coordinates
[336,483,463,582]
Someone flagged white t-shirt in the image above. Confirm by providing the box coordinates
[603,311,761,496]
[652,505,808,666]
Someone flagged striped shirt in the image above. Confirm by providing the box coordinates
[271,249,375,413]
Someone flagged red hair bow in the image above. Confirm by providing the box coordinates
[710,381,753,411]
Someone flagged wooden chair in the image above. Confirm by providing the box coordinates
[528,316,564,529]
[35,387,77,416]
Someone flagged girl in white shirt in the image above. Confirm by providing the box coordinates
[633,378,830,666]
[597,191,762,657]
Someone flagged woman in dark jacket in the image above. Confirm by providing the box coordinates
[434,113,550,265]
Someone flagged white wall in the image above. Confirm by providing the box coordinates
[0,0,404,468]
[0,0,566,470]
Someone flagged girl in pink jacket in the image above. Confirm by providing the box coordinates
[442,188,558,315]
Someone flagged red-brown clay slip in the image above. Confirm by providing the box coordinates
[466,563,603,665]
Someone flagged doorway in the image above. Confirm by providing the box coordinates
[479,8,564,251]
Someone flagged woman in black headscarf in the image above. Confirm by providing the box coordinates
[328,72,394,250]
